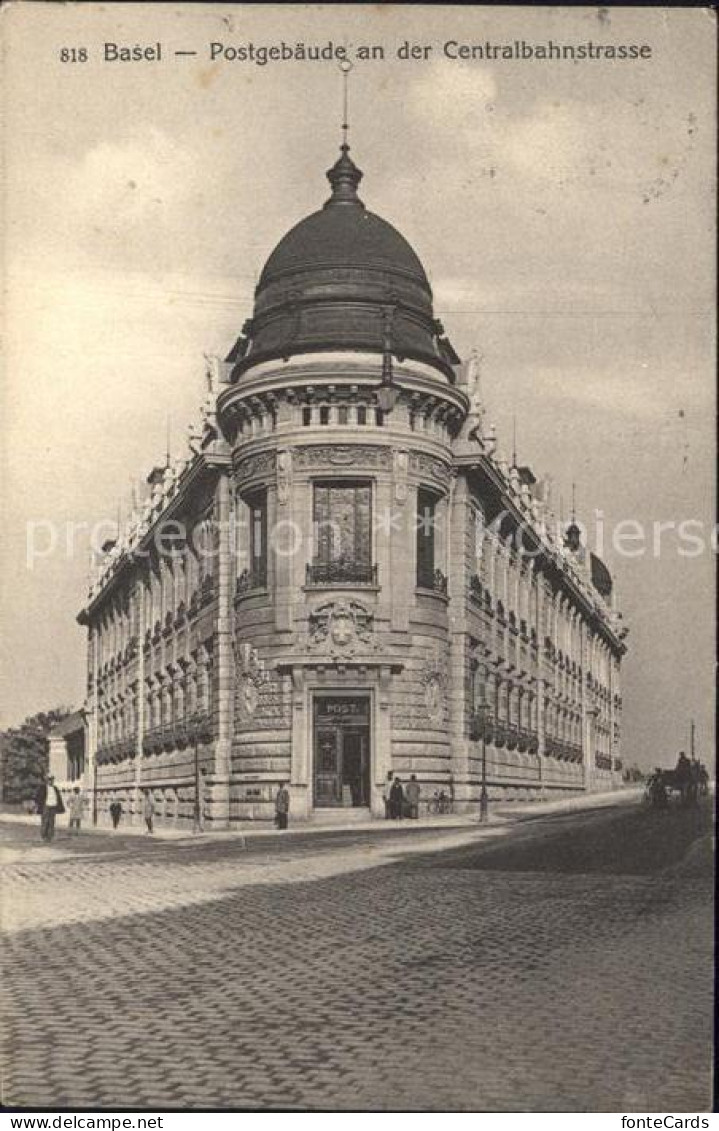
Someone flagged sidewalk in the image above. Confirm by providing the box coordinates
[1,786,641,848]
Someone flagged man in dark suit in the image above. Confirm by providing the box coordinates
[275,782,290,830]
[35,774,65,841]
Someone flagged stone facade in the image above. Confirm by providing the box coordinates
[76,142,628,827]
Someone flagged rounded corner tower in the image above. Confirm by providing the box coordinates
[218,141,470,823]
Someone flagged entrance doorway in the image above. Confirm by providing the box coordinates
[313,695,371,808]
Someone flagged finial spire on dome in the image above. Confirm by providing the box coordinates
[341,57,351,150]
[325,60,364,208]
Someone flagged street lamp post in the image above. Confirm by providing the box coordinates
[191,714,203,835]
[92,758,98,827]
[472,701,490,824]
[478,704,489,823]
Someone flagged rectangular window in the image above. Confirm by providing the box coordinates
[337,406,348,425]
[302,406,312,426]
[310,481,373,585]
[416,487,437,589]
[247,489,268,587]
[356,406,367,426]
[319,406,330,425]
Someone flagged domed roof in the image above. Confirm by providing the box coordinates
[259,205,431,291]
[227,144,458,382]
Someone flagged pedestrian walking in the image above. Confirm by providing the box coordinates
[382,771,394,819]
[67,786,85,836]
[193,773,207,835]
[406,774,421,819]
[34,774,65,842]
[389,775,404,820]
[275,782,290,830]
[109,799,122,829]
[143,790,155,835]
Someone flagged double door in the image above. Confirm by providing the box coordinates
[314,696,370,808]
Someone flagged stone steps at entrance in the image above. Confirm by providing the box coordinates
[310,807,371,824]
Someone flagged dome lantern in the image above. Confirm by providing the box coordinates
[325,144,364,208]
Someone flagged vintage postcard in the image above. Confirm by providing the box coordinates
[1,2,715,1116]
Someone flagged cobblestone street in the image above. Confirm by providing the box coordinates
[1,800,713,1112]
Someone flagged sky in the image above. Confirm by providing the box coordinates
[2,4,715,767]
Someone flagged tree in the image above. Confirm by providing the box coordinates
[0,708,72,805]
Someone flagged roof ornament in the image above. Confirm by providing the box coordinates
[341,57,351,151]
[325,60,364,208]
[466,350,484,413]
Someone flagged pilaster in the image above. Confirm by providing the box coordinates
[213,470,233,825]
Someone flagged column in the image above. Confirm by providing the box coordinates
[390,449,410,631]
[289,666,310,819]
[447,474,471,803]
[134,579,145,823]
[374,666,393,817]
[274,448,294,632]
[213,470,233,826]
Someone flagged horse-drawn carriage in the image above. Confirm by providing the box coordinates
[643,767,707,809]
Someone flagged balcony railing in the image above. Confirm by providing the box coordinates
[236,565,268,596]
[305,560,378,587]
[141,713,213,755]
[200,574,216,605]
[419,568,448,596]
[96,736,137,765]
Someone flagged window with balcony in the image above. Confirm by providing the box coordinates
[236,490,268,594]
[308,481,375,585]
[248,489,268,588]
[416,487,437,589]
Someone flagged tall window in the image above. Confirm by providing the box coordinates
[246,489,268,586]
[310,481,373,584]
[416,487,437,589]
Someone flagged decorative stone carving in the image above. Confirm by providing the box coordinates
[424,676,443,722]
[294,445,392,470]
[237,642,269,719]
[419,650,449,724]
[409,452,451,486]
[308,599,375,657]
[276,449,291,505]
[394,449,408,504]
[235,451,276,481]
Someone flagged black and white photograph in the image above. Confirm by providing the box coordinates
[1,2,715,1117]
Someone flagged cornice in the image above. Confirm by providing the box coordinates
[77,448,231,625]
[455,452,626,657]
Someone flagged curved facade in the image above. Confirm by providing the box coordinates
[76,142,628,827]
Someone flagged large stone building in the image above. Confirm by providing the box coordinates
[74,140,628,827]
